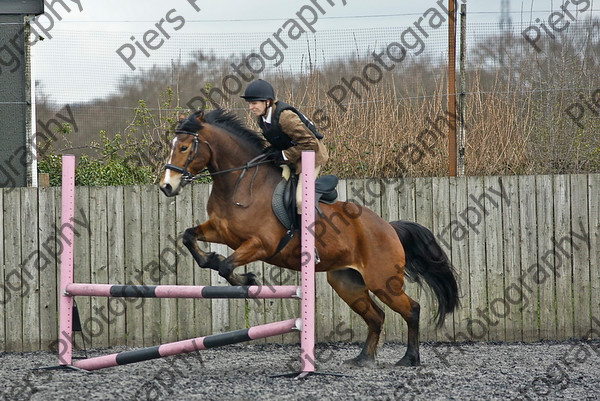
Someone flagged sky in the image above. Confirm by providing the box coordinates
[35,0,598,31]
[25,0,599,104]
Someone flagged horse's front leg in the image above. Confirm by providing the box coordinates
[216,236,272,285]
[182,221,224,270]
[182,222,262,286]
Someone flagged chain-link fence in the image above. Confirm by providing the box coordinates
[33,8,600,179]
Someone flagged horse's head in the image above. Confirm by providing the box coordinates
[159,111,212,197]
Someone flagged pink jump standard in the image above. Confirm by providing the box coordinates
[58,154,75,366]
[57,152,317,376]
[299,151,316,376]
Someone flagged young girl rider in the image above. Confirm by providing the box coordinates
[241,79,329,212]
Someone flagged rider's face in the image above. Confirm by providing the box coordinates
[248,100,267,117]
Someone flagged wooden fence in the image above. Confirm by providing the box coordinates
[1,174,599,353]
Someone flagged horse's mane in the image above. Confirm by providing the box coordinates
[204,108,266,152]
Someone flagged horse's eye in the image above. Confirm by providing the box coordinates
[181,146,188,152]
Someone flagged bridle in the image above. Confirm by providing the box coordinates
[163,129,274,206]
[164,129,204,187]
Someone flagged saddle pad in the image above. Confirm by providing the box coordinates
[272,175,340,229]
[272,179,294,230]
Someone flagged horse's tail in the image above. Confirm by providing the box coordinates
[389,220,460,328]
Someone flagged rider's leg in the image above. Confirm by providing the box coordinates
[295,166,320,213]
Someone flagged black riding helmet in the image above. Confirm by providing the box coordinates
[240,79,275,101]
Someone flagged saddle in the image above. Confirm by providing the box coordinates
[270,174,338,257]
[272,174,338,230]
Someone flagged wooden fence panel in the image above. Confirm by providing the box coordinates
[571,174,591,338]
[554,175,574,340]
[466,176,487,341]
[107,186,125,346]
[449,177,471,341]
[72,187,90,351]
[123,186,144,346]
[21,188,39,351]
[4,189,23,351]
[501,176,521,342]
[518,176,539,342]
[590,174,600,336]
[484,176,506,342]
[536,175,557,340]
[2,174,600,352]
[38,186,58,350]
[89,187,109,348]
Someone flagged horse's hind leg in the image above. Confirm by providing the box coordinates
[327,269,384,367]
[381,291,420,366]
[365,269,421,366]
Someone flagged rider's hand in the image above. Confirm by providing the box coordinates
[262,146,283,162]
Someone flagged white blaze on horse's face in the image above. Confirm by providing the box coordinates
[159,137,183,197]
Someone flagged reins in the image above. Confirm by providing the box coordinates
[163,129,275,206]
[188,154,273,181]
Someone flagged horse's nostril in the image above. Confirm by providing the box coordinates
[161,183,172,196]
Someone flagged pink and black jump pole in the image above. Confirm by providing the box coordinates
[57,152,317,377]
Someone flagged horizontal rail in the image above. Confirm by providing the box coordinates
[65,283,300,299]
[73,318,301,371]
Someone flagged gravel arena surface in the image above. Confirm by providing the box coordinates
[1,341,599,401]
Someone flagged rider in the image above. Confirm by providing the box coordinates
[241,79,329,212]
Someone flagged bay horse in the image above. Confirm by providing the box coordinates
[159,109,459,367]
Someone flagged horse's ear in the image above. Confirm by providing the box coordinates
[192,109,205,123]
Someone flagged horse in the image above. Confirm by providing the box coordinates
[159,108,459,367]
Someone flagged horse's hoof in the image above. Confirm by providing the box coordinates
[395,355,420,367]
[205,252,222,269]
[218,263,233,279]
[343,355,376,368]
[242,272,258,286]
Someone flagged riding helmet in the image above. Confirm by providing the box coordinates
[240,79,275,101]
